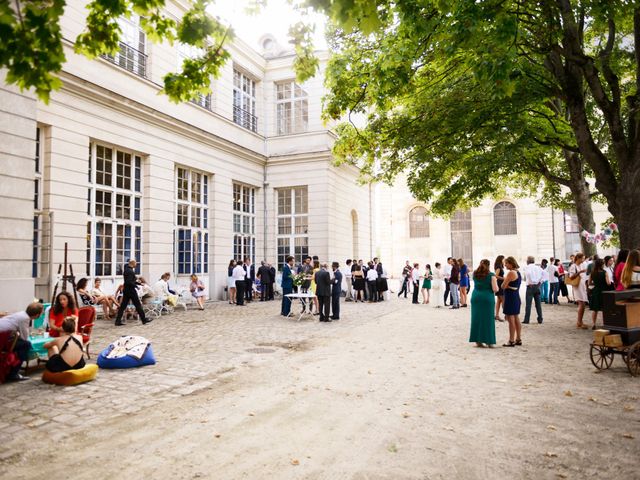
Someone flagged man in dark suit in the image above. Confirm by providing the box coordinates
[331,262,342,320]
[114,259,150,326]
[314,263,332,322]
[257,261,272,301]
[243,257,255,302]
[268,263,276,300]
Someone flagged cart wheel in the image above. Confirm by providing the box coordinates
[590,344,614,370]
[626,342,640,377]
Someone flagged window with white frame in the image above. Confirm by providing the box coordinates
[87,144,142,277]
[276,187,308,269]
[177,43,212,110]
[32,127,43,278]
[104,15,147,78]
[493,201,517,235]
[175,167,209,275]
[276,81,308,135]
[232,183,255,263]
[409,206,430,238]
[233,69,257,132]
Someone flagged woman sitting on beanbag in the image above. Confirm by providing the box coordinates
[43,317,85,372]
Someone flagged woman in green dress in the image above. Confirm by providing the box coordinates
[421,264,433,304]
[469,259,499,347]
[588,258,612,330]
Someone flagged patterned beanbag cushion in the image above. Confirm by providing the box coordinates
[97,336,156,369]
[42,363,98,386]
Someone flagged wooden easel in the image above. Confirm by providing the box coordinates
[50,242,78,304]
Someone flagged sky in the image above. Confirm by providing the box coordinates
[211,0,327,51]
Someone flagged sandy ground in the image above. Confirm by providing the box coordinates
[3,299,640,479]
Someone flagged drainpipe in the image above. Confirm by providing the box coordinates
[369,183,373,259]
[551,207,556,259]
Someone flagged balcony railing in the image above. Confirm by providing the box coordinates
[191,94,212,111]
[233,105,258,133]
[103,42,147,78]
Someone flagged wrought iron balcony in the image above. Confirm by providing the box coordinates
[233,105,258,133]
[103,42,147,78]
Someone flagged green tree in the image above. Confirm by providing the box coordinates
[0,0,231,103]
[304,0,640,250]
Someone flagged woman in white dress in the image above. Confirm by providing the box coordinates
[431,262,444,308]
[568,253,588,329]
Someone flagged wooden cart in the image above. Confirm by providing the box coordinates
[590,341,640,376]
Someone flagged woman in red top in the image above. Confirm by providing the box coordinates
[614,249,629,291]
[48,292,78,337]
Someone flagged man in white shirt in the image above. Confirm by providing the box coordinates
[522,256,544,324]
[341,259,354,301]
[443,258,453,306]
[0,302,44,381]
[411,263,421,304]
[548,258,559,305]
[232,261,247,306]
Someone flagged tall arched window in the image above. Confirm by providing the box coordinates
[493,201,517,235]
[409,206,430,238]
[351,210,359,258]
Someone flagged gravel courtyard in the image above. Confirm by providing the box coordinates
[1,296,638,479]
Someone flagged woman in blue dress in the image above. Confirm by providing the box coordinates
[501,256,522,347]
[458,258,470,307]
[281,255,294,316]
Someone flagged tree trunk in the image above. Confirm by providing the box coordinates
[564,151,597,257]
[614,168,640,250]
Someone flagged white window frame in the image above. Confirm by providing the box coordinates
[276,80,309,135]
[33,127,43,278]
[175,167,209,275]
[276,186,308,269]
[104,15,147,78]
[233,183,256,263]
[177,43,212,110]
[409,206,430,238]
[233,68,258,132]
[493,201,517,236]
[87,142,143,278]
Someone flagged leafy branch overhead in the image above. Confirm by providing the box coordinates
[1,0,232,103]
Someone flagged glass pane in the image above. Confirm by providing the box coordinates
[294,187,308,214]
[278,217,291,235]
[178,168,189,201]
[278,189,291,215]
[295,216,308,234]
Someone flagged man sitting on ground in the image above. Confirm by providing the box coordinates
[43,317,85,373]
[0,302,44,381]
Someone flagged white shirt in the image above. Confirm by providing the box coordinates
[541,268,549,282]
[548,264,559,284]
[153,279,170,298]
[232,264,246,281]
[340,266,352,279]
[604,266,614,284]
[411,268,420,283]
[444,264,452,279]
[523,263,543,285]
[366,269,378,281]
[0,311,31,340]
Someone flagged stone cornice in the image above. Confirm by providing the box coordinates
[57,71,267,166]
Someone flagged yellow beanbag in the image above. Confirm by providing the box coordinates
[42,364,98,386]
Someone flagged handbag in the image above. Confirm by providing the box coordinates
[565,272,581,287]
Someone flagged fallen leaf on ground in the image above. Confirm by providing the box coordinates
[623,405,635,412]
[546,425,557,431]
[248,412,255,416]
[387,444,398,453]
[214,434,221,438]
[622,433,635,439]
[556,473,567,478]
[444,426,455,432]
[290,459,299,466]
[564,391,573,397]
[588,397,597,402]
[544,452,558,458]
[438,412,445,416]
[402,412,410,418]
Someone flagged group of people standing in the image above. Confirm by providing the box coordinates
[228,258,276,306]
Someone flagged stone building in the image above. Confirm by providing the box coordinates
[0,1,616,310]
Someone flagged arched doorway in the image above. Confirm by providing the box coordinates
[351,210,359,259]
[451,210,473,264]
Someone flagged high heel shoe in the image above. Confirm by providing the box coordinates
[503,341,516,347]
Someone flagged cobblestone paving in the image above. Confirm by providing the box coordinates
[0,297,399,457]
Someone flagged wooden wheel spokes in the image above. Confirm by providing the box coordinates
[626,342,640,377]
[590,344,614,370]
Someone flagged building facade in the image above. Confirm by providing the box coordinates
[0,1,373,310]
[0,2,618,310]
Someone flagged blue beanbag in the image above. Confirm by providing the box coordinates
[97,341,156,369]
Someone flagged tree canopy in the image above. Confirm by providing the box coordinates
[307,0,640,249]
[0,0,231,103]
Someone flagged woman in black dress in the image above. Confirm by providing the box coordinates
[494,255,505,322]
[352,264,365,302]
